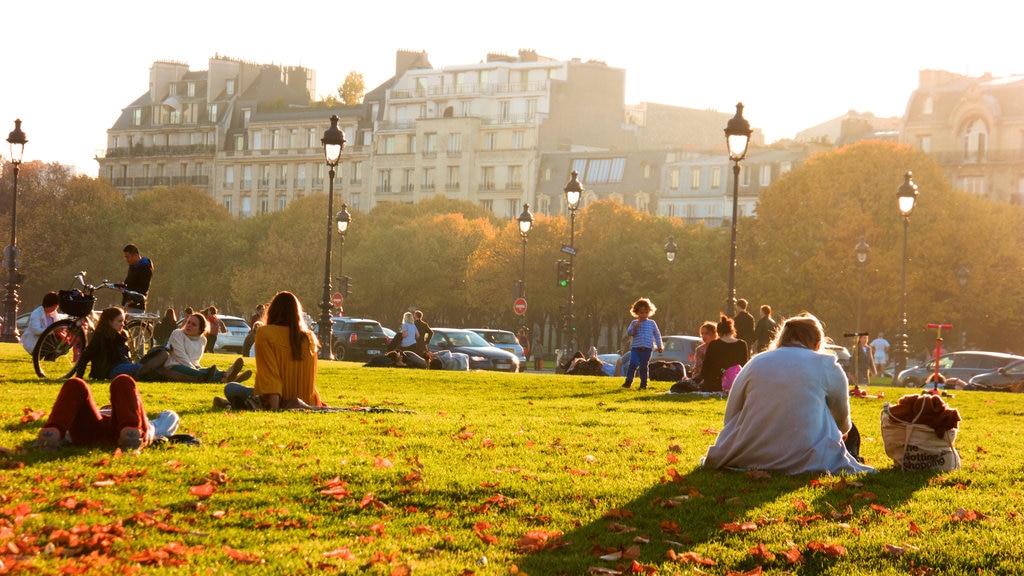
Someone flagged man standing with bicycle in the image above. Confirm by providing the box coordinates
[120,244,153,313]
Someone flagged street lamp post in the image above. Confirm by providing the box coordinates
[517,203,533,300]
[723,103,752,317]
[2,120,27,343]
[335,203,352,305]
[563,171,583,355]
[855,237,870,332]
[664,236,677,333]
[957,264,969,349]
[891,171,918,386]
[317,115,346,360]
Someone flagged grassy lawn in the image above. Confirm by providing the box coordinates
[2,344,1022,575]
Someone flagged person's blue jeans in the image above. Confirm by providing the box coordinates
[624,347,653,387]
[110,362,141,378]
[224,382,255,409]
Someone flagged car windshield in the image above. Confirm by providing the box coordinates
[347,322,383,334]
[442,331,491,347]
[221,318,249,329]
[488,332,518,345]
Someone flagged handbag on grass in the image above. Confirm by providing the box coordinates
[880,397,961,471]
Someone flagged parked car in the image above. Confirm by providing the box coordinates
[822,342,852,378]
[331,317,390,361]
[213,315,250,353]
[468,329,526,365]
[175,314,251,353]
[966,358,1024,391]
[618,335,701,373]
[897,351,1024,388]
[428,328,519,372]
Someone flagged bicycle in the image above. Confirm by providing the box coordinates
[31,272,156,379]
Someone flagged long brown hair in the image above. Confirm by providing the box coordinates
[95,307,126,339]
[265,291,316,360]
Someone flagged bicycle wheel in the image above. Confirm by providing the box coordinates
[33,319,87,379]
[125,319,153,363]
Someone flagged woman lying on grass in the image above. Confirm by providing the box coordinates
[701,312,876,475]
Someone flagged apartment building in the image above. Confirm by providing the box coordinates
[660,144,828,225]
[98,51,631,218]
[903,69,1024,204]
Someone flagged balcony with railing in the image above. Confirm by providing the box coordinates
[104,143,215,158]
[109,175,211,188]
[388,80,550,100]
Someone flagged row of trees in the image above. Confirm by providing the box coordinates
[1,141,1022,357]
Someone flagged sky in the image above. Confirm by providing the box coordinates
[3,0,1019,177]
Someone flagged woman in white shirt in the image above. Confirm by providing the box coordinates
[22,292,60,355]
[163,313,249,383]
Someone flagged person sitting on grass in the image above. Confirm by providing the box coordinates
[216,291,325,411]
[36,374,155,452]
[73,307,165,381]
[161,313,251,383]
[701,313,875,475]
[21,291,61,355]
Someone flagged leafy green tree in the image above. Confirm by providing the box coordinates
[338,72,365,105]
[747,140,1024,353]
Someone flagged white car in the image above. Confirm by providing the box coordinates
[214,315,251,353]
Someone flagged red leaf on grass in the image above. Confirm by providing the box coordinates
[728,568,763,576]
[666,550,716,566]
[721,521,757,533]
[19,409,45,423]
[223,545,264,564]
[748,542,775,561]
[951,508,987,521]
[779,546,803,564]
[189,483,216,498]
[870,504,892,515]
[604,508,634,519]
[517,529,566,552]
[806,541,846,557]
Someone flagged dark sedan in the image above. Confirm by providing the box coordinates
[966,359,1024,392]
[331,317,390,361]
[428,328,519,372]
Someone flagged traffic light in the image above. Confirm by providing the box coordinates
[340,275,351,297]
[556,260,571,287]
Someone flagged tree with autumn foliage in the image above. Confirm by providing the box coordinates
[338,71,365,105]
[745,140,1024,354]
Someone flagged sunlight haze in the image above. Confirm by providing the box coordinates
[3,0,1015,176]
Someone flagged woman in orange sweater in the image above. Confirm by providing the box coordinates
[220,291,324,410]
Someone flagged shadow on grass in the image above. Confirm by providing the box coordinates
[512,391,937,574]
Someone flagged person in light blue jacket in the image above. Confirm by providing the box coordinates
[701,313,875,475]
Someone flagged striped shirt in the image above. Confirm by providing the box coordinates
[627,319,663,350]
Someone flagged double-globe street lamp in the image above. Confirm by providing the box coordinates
[317,115,346,360]
[517,203,533,300]
[891,171,919,386]
[855,236,870,333]
[2,120,27,343]
[724,103,752,317]
[563,171,583,353]
[957,264,969,349]
[664,236,677,333]
[335,203,352,302]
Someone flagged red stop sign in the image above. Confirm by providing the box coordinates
[513,297,527,315]
[331,292,344,307]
